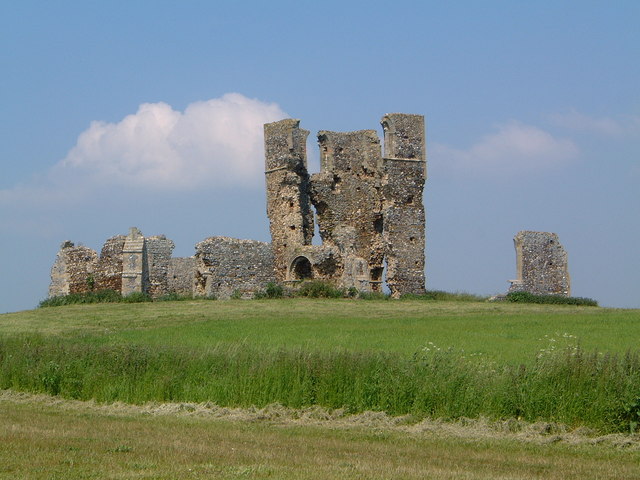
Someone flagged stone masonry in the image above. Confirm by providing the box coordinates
[508,231,570,296]
[194,237,275,299]
[264,113,427,296]
[49,242,98,297]
[50,113,428,300]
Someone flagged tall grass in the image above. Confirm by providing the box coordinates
[1,334,638,433]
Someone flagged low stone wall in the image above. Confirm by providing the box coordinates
[145,235,175,298]
[194,236,275,299]
[168,257,196,296]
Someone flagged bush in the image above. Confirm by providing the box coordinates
[39,289,123,307]
[254,282,285,299]
[295,280,345,298]
[506,291,598,306]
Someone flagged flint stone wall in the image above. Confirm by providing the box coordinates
[264,113,426,296]
[509,231,570,296]
[94,235,125,292]
[145,235,175,298]
[49,242,98,297]
[194,236,275,299]
[168,257,196,296]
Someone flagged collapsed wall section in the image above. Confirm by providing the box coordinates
[381,113,427,297]
[264,119,314,282]
[49,241,98,297]
[310,130,385,290]
[194,236,275,299]
[509,231,570,296]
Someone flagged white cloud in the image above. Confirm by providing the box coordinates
[549,110,640,137]
[58,93,288,190]
[431,122,579,177]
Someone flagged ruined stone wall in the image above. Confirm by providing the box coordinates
[194,237,275,299]
[168,257,196,296]
[509,231,570,296]
[310,130,385,290]
[145,235,175,298]
[94,235,125,292]
[264,113,427,295]
[49,241,98,297]
[381,113,427,297]
[264,119,314,282]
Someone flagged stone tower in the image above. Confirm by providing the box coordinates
[264,113,427,296]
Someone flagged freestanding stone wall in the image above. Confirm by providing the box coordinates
[509,231,570,296]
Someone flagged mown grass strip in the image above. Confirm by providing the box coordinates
[1,391,639,480]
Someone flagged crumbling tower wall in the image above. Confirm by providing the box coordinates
[310,130,385,290]
[381,113,427,297]
[509,231,570,296]
[264,119,314,282]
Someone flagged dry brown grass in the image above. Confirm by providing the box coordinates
[1,390,639,479]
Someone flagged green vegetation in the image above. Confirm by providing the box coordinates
[1,335,639,433]
[38,290,207,307]
[1,299,640,434]
[506,291,598,306]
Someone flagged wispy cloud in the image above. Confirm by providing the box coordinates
[431,122,579,177]
[549,110,640,137]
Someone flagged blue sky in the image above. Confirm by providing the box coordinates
[1,1,638,312]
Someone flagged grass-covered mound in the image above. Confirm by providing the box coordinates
[1,298,639,434]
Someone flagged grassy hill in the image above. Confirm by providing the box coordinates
[1,299,639,434]
[2,298,640,478]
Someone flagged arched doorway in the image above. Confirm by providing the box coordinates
[290,256,313,280]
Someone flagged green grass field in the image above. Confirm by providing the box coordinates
[1,298,640,478]
[2,299,638,362]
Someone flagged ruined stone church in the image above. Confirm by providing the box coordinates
[49,113,427,299]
